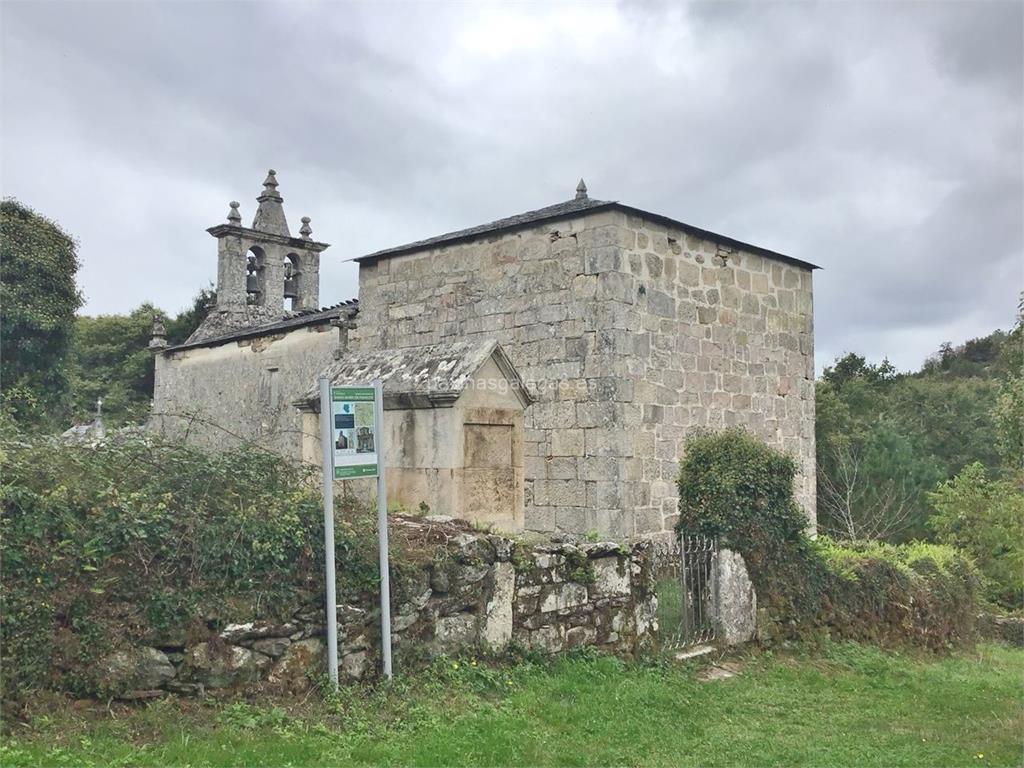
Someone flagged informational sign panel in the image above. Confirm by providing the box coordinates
[331,386,379,478]
[320,378,391,686]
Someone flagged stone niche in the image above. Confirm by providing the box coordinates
[297,340,531,532]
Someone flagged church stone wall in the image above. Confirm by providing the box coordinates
[151,325,338,457]
[353,209,815,537]
[619,215,816,532]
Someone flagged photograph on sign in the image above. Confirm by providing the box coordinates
[331,386,379,478]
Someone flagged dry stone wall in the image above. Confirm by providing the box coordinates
[354,208,815,536]
[99,520,657,699]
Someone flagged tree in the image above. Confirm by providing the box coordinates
[886,376,1002,477]
[816,362,943,542]
[818,422,943,541]
[921,328,1014,379]
[165,285,215,345]
[928,462,1023,609]
[67,305,159,424]
[0,199,83,424]
[992,297,1023,470]
[822,353,896,391]
[66,287,215,426]
[817,324,1012,543]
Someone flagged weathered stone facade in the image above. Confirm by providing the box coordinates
[150,170,355,456]
[151,307,355,457]
[99,518,658,698]
[354,207,815,535]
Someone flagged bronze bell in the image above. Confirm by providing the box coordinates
[246,272,259,294]
[284,262,298,299]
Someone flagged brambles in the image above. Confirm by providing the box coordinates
[0,426,383,700]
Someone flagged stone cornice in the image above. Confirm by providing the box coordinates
[206,224,330,252]
[294,390,461,414]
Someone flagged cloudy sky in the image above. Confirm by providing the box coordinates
[2,0,1021,373]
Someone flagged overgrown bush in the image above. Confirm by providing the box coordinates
[0,425,387,700]
[676,428,979,649]
[1,199,83,426]
[814,539,979,648]
[676,428,827,627]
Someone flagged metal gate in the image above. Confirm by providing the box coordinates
[653,533,719,649]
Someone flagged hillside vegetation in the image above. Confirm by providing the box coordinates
[815,315,1023,609]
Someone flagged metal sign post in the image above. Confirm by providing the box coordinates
[373,379,393,680]
[318,377,339,689]
[319,377,392,687]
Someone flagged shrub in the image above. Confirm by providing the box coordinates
[676,428,979,649]
[0,425,387,700]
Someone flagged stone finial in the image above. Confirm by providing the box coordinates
[261,169,282,200]
[575,178,588,200]
[149,314,168,351]
[300,216,312,240]
[227,201,241,225]
[252,169,291,236]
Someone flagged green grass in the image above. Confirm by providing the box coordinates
[2,643,1021,767]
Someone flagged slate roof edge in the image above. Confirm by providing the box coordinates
[351,201,820,272]
[162,300,358,354]
[294,339,534,412]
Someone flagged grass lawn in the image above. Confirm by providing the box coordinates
[2,643,1021,767]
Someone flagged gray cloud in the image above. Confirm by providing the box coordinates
[1,0,1020,373]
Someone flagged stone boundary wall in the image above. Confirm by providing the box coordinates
[100,522,657,699]
[977,613,1024,647]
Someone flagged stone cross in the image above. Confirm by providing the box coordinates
[331,314,358,358]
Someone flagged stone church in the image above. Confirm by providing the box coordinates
[151,171,817,538]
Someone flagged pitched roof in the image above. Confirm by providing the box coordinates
[296,339,532,411]
[165,299,358,353]
[355,196,612,263]
[353,197,818,271]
